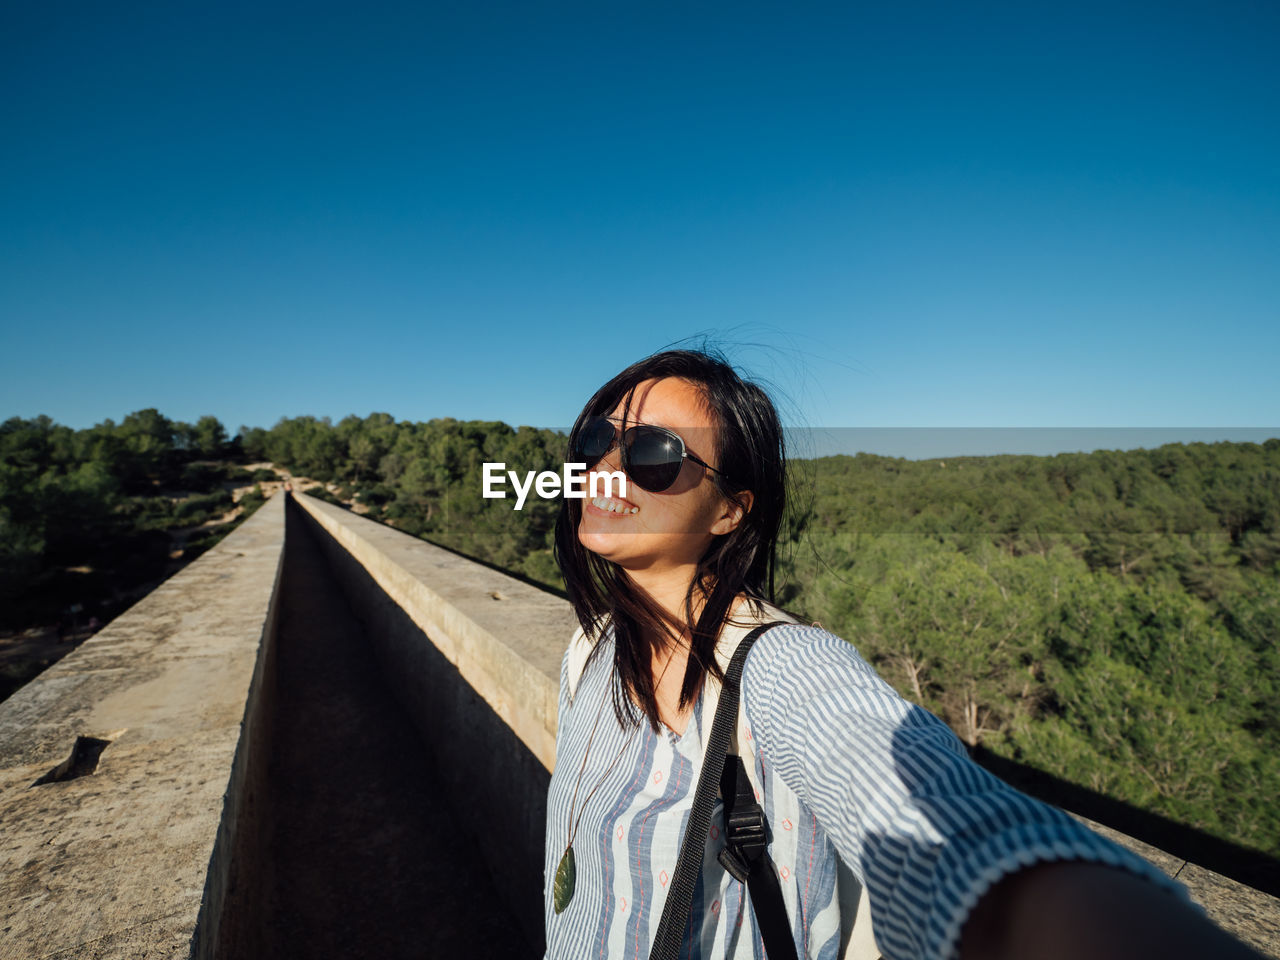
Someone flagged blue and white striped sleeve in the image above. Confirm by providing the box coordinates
[741,623,1192,960]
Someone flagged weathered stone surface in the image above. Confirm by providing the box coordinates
[1177,862,1280,958]
[0,495,286,960]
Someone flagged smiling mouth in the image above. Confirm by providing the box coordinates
[589,496,639,515]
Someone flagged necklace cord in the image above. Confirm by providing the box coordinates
[564,680,610,845]
[564,638,685,849]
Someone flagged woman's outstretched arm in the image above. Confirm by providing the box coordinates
[740,623,1258,960]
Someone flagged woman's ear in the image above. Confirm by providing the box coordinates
[710,490,754,536]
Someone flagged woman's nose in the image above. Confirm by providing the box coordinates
[594,444,623,474]
[588,445,626,488]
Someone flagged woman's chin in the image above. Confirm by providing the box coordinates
[578,521,712,574]
[577,525,632,562]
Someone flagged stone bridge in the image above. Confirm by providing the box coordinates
[1,492,1277,958]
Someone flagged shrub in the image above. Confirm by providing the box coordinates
[238,485,267,518]
[179,462,224,492]
[173,489,233,524]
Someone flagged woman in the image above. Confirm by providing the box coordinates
[543,349,1259,960]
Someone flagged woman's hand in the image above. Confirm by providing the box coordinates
[959,861,1266,960]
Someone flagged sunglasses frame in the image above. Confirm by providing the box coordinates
[572,415,728,494]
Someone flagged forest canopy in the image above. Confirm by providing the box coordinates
[0,411,266,642]
[3,410,1277,859]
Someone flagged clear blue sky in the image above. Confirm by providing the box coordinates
[2,1,1276,454]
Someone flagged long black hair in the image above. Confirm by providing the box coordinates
[553,348,789,730]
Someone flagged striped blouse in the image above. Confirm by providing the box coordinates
[542,607,1189,960]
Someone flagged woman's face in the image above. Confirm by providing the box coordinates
[577,376,748,574]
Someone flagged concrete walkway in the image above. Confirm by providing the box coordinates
[244,507,531,959]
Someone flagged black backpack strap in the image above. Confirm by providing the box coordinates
[650,621,796,960]
[718,755,799,960]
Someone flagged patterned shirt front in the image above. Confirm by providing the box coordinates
[543,613,1190,960]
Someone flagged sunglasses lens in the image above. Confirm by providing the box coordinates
[626,426,684,492]
[573,417,616,466]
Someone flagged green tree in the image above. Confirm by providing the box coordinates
[860,544,1044,746]
[193,415,228,458]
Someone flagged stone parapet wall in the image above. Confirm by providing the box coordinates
[0,493,287,960]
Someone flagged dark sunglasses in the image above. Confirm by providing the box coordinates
[570,415,727,493]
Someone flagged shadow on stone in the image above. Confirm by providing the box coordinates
[291,498,549,955]
[213,501,534,959]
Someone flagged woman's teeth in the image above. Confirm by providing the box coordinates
[592,497,639,515]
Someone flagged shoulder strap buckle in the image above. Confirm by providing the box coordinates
[717,754,770,882]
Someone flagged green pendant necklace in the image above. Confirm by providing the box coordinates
[555,646,682,914]
[554,679,638,914]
